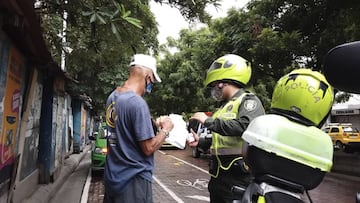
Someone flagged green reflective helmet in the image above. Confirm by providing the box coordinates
[271,69,334,126]
[204,54,252,87]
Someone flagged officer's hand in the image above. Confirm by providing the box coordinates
[190,112,208,124]
[187,129,199,147]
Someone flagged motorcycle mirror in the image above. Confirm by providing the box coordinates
[323,41,360,93]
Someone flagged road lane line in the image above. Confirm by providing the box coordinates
[153,175,184,203]
[158,150,209,174]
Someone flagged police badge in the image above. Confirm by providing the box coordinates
[244,100,257,111]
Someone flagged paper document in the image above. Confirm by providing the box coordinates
[165,114,188,149]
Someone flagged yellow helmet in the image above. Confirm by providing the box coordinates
[271,69,334,126]
[204,54,252,87]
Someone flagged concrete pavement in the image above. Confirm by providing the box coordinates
[21,145,91,203]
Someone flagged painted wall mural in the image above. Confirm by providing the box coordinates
[0,32,24,193]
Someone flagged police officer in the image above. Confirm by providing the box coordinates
[188,54,265,203]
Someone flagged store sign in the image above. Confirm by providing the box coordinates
[332,109,360,115]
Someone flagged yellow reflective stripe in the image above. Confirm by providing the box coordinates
[257,196,266,203]
[221,112,237,119]
[218,156,242,171]
[211,93,248,176]
[210,148,243,155]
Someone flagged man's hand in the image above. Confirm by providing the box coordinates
[157,116,174,132]
[140,115,174,156]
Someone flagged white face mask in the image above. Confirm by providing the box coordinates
[211,86,223,101]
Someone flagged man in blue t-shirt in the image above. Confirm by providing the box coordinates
[104,54,174,203]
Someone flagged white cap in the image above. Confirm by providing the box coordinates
[130,54,161,82]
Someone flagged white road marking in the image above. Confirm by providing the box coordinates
[80,168,92,203]
[176,178,209,190]
[153,175,184,203]
[158,150,209,174]
[186,195,210,202]
[155,150,211,202]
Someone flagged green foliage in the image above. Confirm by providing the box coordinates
[146,28,216,116]
[40,0,220,115]
[335,92,352,104]
[153,0,221,23]
[147,0,360,114]
[40,0,360,116]
[40,0,158,113]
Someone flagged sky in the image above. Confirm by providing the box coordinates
[150,0,249,44]
[333,94,360,109]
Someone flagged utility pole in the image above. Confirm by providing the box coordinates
[61,0,68,71]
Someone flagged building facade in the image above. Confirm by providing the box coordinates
[329,96,360,130]
[0,1,95,202]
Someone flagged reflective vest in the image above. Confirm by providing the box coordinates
[210,93,248,177]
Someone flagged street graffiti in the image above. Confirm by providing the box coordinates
[20,71,42,180]
[176,178,208,190]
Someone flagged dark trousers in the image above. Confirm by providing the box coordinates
[208,157,252,203]
[103,175,152,203]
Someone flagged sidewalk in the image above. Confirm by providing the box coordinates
[21,145,91,203]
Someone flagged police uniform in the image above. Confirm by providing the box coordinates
[202,89,265,203]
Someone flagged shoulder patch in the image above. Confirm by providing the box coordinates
[106,101,117,128]
[243,99,257,111]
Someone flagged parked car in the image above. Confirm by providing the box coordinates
[322,123,360,153]
[160,140,177,149]
[188,119,212,158]
[89,122,108,174]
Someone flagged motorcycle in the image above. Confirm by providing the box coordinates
[231,114,333,203]
[231,41,360,203]
[323,41,360,203]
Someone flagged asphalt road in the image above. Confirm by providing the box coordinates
[158,147,360,203]
[51,147,360,203]
[84,147,360,203]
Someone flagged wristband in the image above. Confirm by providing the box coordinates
[160,128,170,138]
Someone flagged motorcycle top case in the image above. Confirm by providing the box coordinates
[242,114,333,190]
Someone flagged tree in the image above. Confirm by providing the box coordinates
[152,0,221,23]
[38,0,360,115]
[147,0,360,114]
[38,0,221,115]
[147,28,216,117]
[247,0,360,71]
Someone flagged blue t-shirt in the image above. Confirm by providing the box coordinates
[104,90,155,195]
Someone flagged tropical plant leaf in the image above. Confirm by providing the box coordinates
[90,13,96,23]
[123,16,142,29]
[96,13,107,24]
[82,11,93,16]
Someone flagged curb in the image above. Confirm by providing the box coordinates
[22,145,91,203]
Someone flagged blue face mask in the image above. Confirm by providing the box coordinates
[145,82,153,94]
